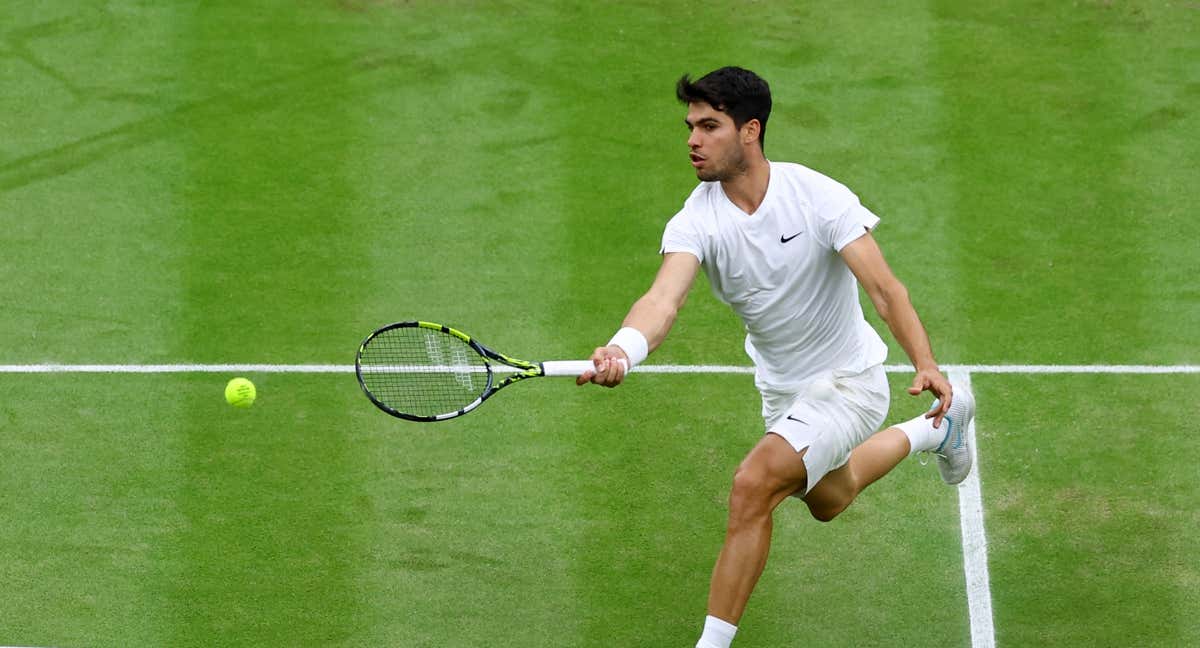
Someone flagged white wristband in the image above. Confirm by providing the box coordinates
[607,327,648,368]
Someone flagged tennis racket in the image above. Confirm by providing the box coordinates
[355,321,626,422]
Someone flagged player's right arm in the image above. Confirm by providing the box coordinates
[578,251,700,387]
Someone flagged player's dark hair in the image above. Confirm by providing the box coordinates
[676,66,772,149]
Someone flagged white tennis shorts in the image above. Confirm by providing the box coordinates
[762,364,890,495]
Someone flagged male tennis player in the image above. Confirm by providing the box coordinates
[577,66,975,648]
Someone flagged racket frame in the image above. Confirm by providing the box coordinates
[356,320,548,422]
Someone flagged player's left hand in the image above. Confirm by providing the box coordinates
[909,368,952,428]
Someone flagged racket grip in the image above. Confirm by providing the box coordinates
[542,359,629,377]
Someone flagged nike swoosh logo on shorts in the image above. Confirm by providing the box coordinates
[786,415,808,424]
[780,231,803,243]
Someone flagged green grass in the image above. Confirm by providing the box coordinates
[1,0,1198,646]
[980,374,1200,647]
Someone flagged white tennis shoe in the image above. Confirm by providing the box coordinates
[931,384,975,485]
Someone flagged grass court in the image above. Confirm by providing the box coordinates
[1,1,1197,646]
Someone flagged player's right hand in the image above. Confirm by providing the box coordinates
[576,345,629,388]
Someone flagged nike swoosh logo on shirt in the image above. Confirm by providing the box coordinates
[780,232,803,243]
[786,415,808,425]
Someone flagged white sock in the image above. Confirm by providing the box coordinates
[895,409,943,455]
[696,615,737,648]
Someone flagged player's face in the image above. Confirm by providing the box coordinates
[685,102,749,182]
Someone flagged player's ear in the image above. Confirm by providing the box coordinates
[741,119,761,146]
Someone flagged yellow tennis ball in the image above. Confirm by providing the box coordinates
[224,377,256,408]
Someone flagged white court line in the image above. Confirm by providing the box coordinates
[0,364,354,373]
[949,369,995,648]
[0,363,1197,374]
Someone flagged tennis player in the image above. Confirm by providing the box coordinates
[577,66,976,648]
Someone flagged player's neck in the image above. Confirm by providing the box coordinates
[720,156,770,216]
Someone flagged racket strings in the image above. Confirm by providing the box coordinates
[359,327,489,417]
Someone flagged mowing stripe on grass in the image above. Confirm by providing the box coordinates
[1,364,1197,374]
[950,369,995,648]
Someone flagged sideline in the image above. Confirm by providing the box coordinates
[949,369,994,648]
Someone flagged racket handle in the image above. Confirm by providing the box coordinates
[541,359,629,377]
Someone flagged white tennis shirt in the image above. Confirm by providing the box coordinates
[661,161,889,401]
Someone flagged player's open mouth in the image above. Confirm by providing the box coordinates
[690,153,705,167]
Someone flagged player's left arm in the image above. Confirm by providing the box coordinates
[840,230,953,426]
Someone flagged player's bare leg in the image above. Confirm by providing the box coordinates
[803,382,978,520]
[802,427,910,521]
[705,433,809,625]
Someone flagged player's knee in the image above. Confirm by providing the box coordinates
[727,466,773,523]
[805,484,855,522]
[807,500,848,523]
